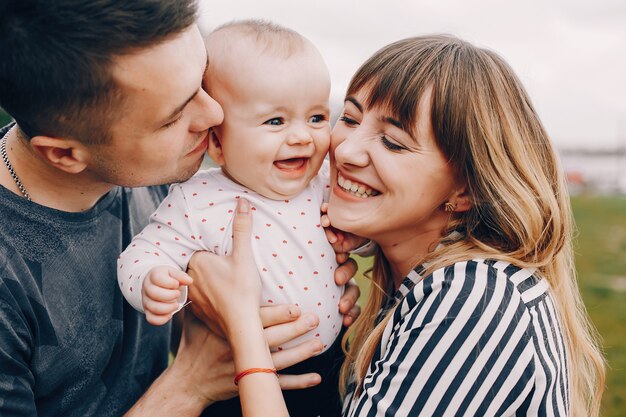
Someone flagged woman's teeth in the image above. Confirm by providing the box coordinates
[338,174,379,198]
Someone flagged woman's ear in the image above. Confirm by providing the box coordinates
[29,135,89,174]
[450,184,473,213]
[207,130,226,166]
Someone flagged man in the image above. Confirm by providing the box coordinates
[0,1,359,415]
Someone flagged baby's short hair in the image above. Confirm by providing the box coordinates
[210,19,309,57]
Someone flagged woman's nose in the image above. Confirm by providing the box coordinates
[333,129,370,168]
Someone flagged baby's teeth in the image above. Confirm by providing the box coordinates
[344,179,352,190]
[357,185,366,194]
[350,183,359,192]
[338,176,345,187]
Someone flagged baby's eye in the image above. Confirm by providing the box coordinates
[264,117,284,126]
[308,114,326,124]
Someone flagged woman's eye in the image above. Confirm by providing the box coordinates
[308,114,326,124]
[264,117,284,126]
[338,115,359,126]
[381,136,406,152]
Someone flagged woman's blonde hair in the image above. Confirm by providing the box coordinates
[339,35,605,416]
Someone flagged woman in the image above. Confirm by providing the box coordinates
[194,35,605,417]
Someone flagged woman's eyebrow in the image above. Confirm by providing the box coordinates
[383,116,417,142]
[383,116,403,130]
[344,96,363,112]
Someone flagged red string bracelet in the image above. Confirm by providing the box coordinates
[234,367,278,386]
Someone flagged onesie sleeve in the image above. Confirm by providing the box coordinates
[318,159,331,203]
[0,295,36,416]
[117,183,206,312]
[346,261,537,417]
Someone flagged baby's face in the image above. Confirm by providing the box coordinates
[206,45,331,200]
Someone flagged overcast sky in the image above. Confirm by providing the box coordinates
[198,0,626,149]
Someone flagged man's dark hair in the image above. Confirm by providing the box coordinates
[0,0,198,144]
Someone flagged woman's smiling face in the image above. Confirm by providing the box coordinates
[328,87,459,248]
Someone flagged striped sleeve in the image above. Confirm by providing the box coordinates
[346,261,537,417]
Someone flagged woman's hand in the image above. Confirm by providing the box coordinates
[186,198,261,335]
[322,202,363,326]
[171,307,323,406]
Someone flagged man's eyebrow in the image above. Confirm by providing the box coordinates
[163,56,209,123]
[345,96,363,112]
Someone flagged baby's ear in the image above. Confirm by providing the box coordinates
[207,130,225,166]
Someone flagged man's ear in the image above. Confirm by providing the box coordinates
[207,130,226,166]
[29,136,89,174]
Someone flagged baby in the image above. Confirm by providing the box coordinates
[117,20,344,416]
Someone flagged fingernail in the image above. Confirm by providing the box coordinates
[237,198,250,214]
[288,305,301,318]
[312,341,324,354]
[304,314,318,328]
[309,374,322,386]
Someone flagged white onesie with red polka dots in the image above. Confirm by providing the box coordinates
[118,161,343,351]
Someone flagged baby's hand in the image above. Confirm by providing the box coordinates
[142,266,193,326]
[320,202,369,263]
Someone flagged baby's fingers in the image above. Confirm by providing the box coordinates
[144,299,180,317]
[169,268,193,286]
[145,285,181,303]
[151,269,191,289]
[145,310,175,326]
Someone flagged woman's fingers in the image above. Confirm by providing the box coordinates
[277,373,322,390]
[231,198,253,261]
[343,304,361,327]
[271,339,323,371]
[265,312,319,348]
[260,305,301,328]
[339,279,360,313]
[334,257,358,286]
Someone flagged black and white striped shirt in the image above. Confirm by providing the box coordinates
[343,259,570,416]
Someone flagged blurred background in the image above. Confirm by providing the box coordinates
[1,0,624,414]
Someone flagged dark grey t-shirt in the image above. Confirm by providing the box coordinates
[0,126,170,416]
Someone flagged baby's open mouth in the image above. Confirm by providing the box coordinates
[274,157,308,170]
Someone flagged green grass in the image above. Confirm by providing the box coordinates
[351,195,625,416]
[572,195,626,416]
[0,108,11,127]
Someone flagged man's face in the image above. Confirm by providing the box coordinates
[86,25,223,187]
